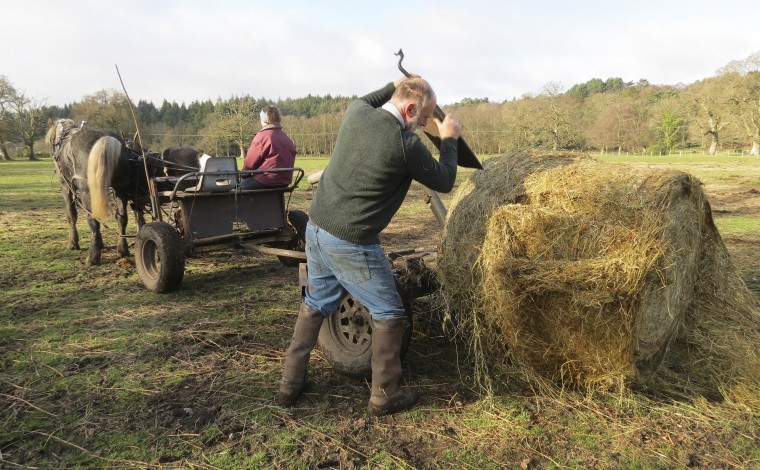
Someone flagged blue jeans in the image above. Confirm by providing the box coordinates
[303,221,405,320]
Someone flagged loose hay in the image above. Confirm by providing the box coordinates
[438,150,760,402]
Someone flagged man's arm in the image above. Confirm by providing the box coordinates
[358,76,413,108]
[358,82,396,108]
[405,114,462,192]
[405,137,458,193]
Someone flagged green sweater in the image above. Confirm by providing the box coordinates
[309,82,458,245]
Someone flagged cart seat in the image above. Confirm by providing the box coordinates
[187,155,238,192]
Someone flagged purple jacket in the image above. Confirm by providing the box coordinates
[243,125,297,187]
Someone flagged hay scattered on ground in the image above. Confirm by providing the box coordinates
[438,150,760,403]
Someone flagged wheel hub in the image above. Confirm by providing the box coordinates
[337,296,371,349]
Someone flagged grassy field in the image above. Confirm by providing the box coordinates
[1,154,759,469]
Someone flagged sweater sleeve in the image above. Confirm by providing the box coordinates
[404,135,458,193]
[359,82,396,108]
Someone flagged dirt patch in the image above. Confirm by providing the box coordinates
[705,188,760,215]
[380,183,454,251]
[149,378,222,434]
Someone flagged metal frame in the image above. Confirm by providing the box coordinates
[146,165,306,257]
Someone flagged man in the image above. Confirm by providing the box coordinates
[241,105,296,190]
[277,75,461,415]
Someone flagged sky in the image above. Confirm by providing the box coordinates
[1,0,758,107]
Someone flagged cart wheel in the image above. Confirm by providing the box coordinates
[135,222,185,293]
[278,210,309,267]
[316,283,413,378]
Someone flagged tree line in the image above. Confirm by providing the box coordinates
[2,50,759,161]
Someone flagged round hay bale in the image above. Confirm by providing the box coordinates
[438,150,760,397]
[668,211,760,406]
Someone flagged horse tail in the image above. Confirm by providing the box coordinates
[87,136,122,220]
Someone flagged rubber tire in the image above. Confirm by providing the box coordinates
[277,210,309,267]
[135,221,185,293]
[317,282,413,378]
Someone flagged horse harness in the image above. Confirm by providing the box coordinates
[142,153,199,176]
[50,122,83,194]
[50,121,135,223]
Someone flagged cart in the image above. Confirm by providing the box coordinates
[134,156,308,293]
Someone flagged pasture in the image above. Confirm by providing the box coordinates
[1,154,759,468]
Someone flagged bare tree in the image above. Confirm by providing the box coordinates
[697,103,727,155]
[282,112,341,156]
[8,92,46,160]
[716,50,760,76]
[537,82,583,150]
[741,91,760,156]
[0,76,17,160]
[686,77,732,155]
[201,97,258,158]
[501,96,539,149]
[71,89,135,134]
[446,101,503,155]
[718,52,760,155]
[725,73,760,155]
[0,77,47,160]
[586,93,642,153]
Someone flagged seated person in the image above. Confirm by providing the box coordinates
[241,106,297,190]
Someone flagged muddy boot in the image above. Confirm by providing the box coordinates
[367,317,419,416]
[277,303,324,407]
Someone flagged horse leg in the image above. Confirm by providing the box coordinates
[85,214,103,266]
[114,193,130,258]
[132,204,146,229]
[80,191,103,266]
[59,181,80,250]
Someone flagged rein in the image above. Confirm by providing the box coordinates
[143,153,199,173]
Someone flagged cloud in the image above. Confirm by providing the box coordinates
[1,0,757,106]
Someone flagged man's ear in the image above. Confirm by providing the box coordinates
[404,102,417,118]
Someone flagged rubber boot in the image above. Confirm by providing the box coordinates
[277,303,324,407]
[367,317,419,416]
